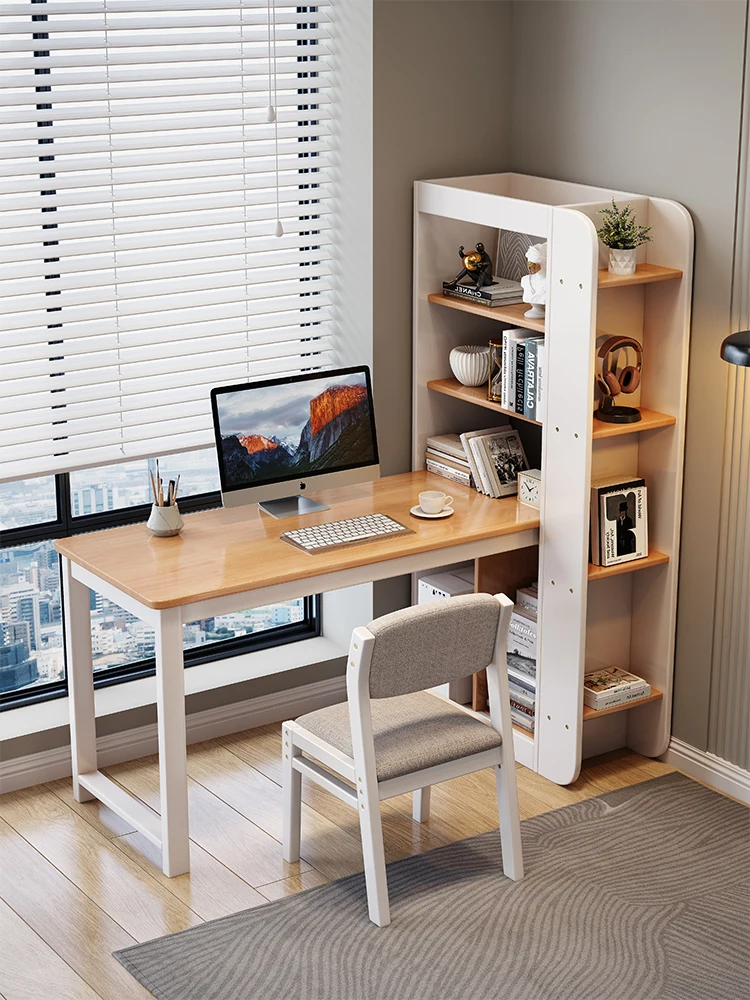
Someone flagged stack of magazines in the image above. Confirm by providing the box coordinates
[442,276,523,308]
[507,585,538,733]
[583,666,651,711]
[424,433,474,488]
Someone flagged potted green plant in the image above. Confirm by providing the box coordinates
[596,199,653,275]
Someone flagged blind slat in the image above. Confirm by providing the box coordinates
[0,0,338,483]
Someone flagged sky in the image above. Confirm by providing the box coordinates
[215,371,367,445]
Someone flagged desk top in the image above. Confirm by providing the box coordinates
[55,471,539,609]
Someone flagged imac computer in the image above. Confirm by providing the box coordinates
[210,365,380,519]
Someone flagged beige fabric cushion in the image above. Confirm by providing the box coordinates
[296,691,502,782]
[366,593,501,699]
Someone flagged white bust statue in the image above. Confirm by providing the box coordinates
[520,242,548,319]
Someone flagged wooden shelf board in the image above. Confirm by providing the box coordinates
[588,550,669,582]
[597,263,682,289]
[426,378,543,427]
[592,409,676,439]
[427,293,545,333]
[582,687,663,721]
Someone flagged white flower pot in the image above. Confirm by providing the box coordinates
[608,248,637,275]
[147,502,184,537]
[449,345,491,387]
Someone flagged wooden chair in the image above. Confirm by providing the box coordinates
[281,592,524,927]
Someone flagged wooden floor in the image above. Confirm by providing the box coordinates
[0,726,678,1000]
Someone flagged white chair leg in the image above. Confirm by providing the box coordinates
[494,759,524,881]
[358,785,390,927]
[282,725,302,864]
[412,786,431,823]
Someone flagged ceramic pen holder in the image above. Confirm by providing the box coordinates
[147,502,184,537]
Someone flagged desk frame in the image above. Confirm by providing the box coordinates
[62,527,537,876]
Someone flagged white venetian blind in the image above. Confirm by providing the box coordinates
[0,0,334,482]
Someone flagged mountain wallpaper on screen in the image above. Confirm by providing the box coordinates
[221,383,375,488]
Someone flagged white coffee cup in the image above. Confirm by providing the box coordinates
[419,490,453,514]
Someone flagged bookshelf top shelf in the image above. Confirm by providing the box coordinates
[597,263,683,289]
[587,550,669,582]
[591,409,676,438]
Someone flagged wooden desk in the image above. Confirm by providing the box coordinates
[56,471,539,876]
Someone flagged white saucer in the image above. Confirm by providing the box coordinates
[409,505,454,520]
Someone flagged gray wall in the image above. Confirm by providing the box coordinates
[508,0,746,751]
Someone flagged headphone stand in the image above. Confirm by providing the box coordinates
[595,397,642,424]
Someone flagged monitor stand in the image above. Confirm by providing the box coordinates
[258,495,330,520]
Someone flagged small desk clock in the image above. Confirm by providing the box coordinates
[518,468,542,507]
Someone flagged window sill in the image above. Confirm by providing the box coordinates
[1,635,346,741]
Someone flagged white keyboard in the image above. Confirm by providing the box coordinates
[281,513,413,553]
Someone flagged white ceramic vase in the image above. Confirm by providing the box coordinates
[147,503,184,537]
[449,345,491,387]
[608,247,637,275]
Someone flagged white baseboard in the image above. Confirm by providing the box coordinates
[664,737,750,805]
[0,675,346,795]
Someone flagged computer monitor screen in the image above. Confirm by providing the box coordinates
[211,366,379,506]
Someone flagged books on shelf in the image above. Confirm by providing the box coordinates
[498,327,546,421]
[424,433,474,488]
[442,276,524,308]
[460,426,529,498]
[507,593,538,733]
[590,476,649,567]
[583,666,651,711]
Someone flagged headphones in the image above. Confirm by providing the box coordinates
[595,335,642,398]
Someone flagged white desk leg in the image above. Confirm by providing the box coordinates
[155,606,190,877]
[62,556,96,803]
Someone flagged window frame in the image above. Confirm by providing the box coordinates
[0,473,320,712]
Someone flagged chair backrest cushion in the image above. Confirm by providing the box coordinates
[366,593,501,699]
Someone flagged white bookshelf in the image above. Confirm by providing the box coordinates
[412,173,693,785]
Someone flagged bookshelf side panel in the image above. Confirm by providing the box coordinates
[536,208,598,785]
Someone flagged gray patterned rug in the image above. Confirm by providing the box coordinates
[115,773,750,1000]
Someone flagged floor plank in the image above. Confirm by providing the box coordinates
[186,739,368,880]
[257,869,330,902]
[0,817,152,1000]
[0,785,203,942]
[0,898,102,1000]
[47,776,137,840]
[105,753,312,887]
[112,832,268,922]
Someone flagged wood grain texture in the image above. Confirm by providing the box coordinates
[426,293,546,333]
[596,263,682,289]
[0,722,691,1000]
[0,785,202,942]
[587,550,669,581]
[0,897,102,1000]
[55,471,539,609]
[104,754,312,887]
[582,687,664,721]
[0,817,152,1000]
[426,379,542,427]
[591,408,677,439]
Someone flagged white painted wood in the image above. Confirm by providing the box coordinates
[412,173,692,785]
[486,594,523,881]
[78,770,162,845]
[281,722,302,863]
[664,738,750,806]
[347,626,391,927]
[412,787,431,823]
[154,606,190,877]
[536,207,598,784]
[61,556,97,803]
[292,757,357,807]
[70,562,162,627]
[285,726,356,784]
[376,749,503,801]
